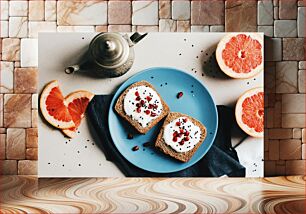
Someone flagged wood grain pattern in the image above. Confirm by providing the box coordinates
[0,176,305,213]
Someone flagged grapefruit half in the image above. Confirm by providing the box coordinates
[40,80,75,129]
[216,33,263,79]
[235,87,264,138]
[62,91,94,138]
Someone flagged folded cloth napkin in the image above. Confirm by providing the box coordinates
[87,95,245,177]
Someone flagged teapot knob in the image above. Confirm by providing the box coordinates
[105,40,115,51]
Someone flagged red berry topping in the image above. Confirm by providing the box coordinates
[177,92,183,99]
[173,131,178,137]
[183,118,188,123]
[145,110,151,115]
[179,140,185,145]
[184,136,190,141]
[176,121,181,126]
[173,137,178,142]
[148,104,154,109]
[140,100,145,106]
[151,112,157,117]
[153,104,158,109]
[136,96,141,101]
[136,107,141,113]
[180,129,184,134]
[146,96,152,101]
[135,91,139,96]
[185,131,190,136]
[136,103,140,107]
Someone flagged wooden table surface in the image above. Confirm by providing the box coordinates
[0,176,305,213]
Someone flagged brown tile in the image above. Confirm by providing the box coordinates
[293,128,302,139]
[285,160,305,175]
[302,144,306,159]
[6,128,26,160]
[275,163,286,176]
[282,114,305,128]
[95,25,108,32]
[18,160,37,175]
[177,20,190,32]
[0,94,3,127]
[191,0,224,25]
[283,38,305,61]
[26,128,38,148]
[280,139,302,160]
[2,38,20,61]
[14,68,38,94]
[26,148,38,160]
[0,128,6,134]
[265,108,274,128]
[279,0,297,19]
[268,140,279,160]
[159,1,171,19]
[264,62,276,94]
[136,25,158,32]
[108,25,131,32]
[268,128,293,139]
[0,134,5,159]
[282,94,305,114]
[264,160,276,176]
[108,1,131,24]
[32,110,38,128]
[0,160,17,175]
[225,0,257,32]
[4,94,31,128]
[303,129,305,143]
[273,99,282,127]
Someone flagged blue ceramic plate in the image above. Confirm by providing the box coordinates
[108,67,218,173]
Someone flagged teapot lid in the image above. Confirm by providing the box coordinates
[90,33,129,68]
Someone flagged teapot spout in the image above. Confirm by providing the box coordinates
[128,32,148,46]
[65,65,80,74]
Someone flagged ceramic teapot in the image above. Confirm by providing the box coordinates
[65,32,147,78]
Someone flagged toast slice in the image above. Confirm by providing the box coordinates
[155,112,207,162]
[115,81,170,134]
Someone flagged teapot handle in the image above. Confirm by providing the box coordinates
[129,32,148,46]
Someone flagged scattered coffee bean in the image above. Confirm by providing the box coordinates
[177,92,183,99]
[127,133,134,139]
[132,146,139,151]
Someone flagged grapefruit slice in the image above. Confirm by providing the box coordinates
[62,91,94,138]
[40,80,75,129]
[235,87,264,138]
[216,33,263,79]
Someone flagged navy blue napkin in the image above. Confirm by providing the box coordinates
[87,95,245,177]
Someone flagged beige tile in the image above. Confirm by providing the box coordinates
[29,1,45,21]
[26,148,37,160]
[9,1,28,16]
[302,129,306,143]
[26,128,38,148]
[302,144,306,159]
[282,94,305,113]
[280,139,302,160]
[136,25,159,32]
[45,1,56,21]
[0,160,17,175]
[276,61,298,93]
[0,94,2,127]
[32,94,38,109]
[57,0,107,25]
[2,38,20,61]
[159,19,177,32]
[282,114,305,128]
[32,110,38,128]
[108,1,131,24]
[18,160,37,175]
[29,21,57,38]
[172,1,190,20]
[95,25,108,32]
[298,70,305,93]
[293,128,302,139]
[177,20,190,32]
[268,128,292,139]
[0,21,8,37]
[264,160,276,176]
[57,26,95,32]
[159,1,171,19]
[0,1,9,20]
[9,17,28,38]
[285,160,305,175]
[14,68,38,93]
[191,25,209,32]
[14,61,21,68]
[0,62,14,93]
[20,38,38,67]
[4,94,31,128]
[107,25,131,32]
[6,128,25,159]
[268,140,279,160]
[0,134,5,159]
[132,1,158,25]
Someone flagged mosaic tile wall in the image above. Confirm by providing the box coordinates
[0,0,305,176]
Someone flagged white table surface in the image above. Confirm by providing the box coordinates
[38,32,264,177]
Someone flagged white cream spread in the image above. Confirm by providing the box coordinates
[163,117,201,153]
[123,85,163,127]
